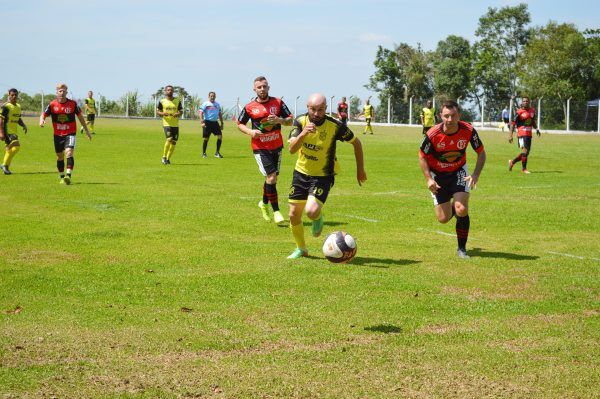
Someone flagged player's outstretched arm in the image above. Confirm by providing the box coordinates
[351,138,367,186]
[464,149,486,189]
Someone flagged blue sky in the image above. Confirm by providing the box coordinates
[1,0,597,109]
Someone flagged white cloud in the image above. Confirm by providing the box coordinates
[263,46,294,55]
[358,32,392,43]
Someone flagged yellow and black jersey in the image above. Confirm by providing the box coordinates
[84,98,96,114]
[364,104,373,118]
[288,114,356,177]
[1,102,22,135]
[158,97,182,127]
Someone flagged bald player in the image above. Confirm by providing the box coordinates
[286,93,367,259]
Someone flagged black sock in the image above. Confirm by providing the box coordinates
[202,140,208,154]
[456,215,470,251]
[57,159,65,175]
[522,155,528,170]
[512,154,522,164]
[66,157,74,176]
[262,182,269,205]
[264,182,279,211]
[216,138,222,152]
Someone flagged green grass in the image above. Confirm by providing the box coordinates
[1,118,599,398]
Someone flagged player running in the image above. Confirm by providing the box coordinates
[199,91,224,158]
[0,88,28,175]
[363,99,375,134]
[157,85,183,165]
[337,96,349,125]
[40,83,92,185]
[287,93,367,259]
[419,100,486,259]
[508,96,541,174]
[81,90,97,134]
[237,76,293,226]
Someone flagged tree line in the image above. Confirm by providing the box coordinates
[367,3,599,129]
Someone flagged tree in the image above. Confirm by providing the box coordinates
[433,35,472,101]
[349,96,362,120]
[472,3,531,118]
[120,90,141,116]
[519,22,597,126]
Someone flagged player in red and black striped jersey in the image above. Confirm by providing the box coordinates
[337,97,349,125]
[237,76,293,225]
[419,100,486,258]
[39,83,92,185]
[508,96,541,174]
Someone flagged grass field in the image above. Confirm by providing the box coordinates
[1,117,599,398]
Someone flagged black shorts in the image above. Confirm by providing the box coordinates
[517,136,532,153]
[253,148,282,176]
[4,134,18,146]
[503,117,509,124]
[163,126,179,142]
[202,120,222,138]
[430,164,470,206]
[54,134,76,153]
[289,170,335,205]
[365,117,372,125]
[86,114,96,122]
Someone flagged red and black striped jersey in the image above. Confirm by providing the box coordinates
[337,102,348,118]
[513,107,536,137]
[419,121,484,174]
[238,97,292,151]
[43,99,81,136]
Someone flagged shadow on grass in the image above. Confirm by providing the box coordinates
[16,171,56,175]
[72,182,120,185]
[364,324,402,334]
[301,220,348,228]
[469,248,539,260]
[172,163,213,166]
[528,170,563,174]
[350,256,421,268]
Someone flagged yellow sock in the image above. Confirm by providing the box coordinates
[167,142,176,159]
[3,146,19,166]
[291,222,306,249]
[88,121,94,133]
[163,140,170,157]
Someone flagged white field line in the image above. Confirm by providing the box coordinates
[517,185,555,189]
[546,251,600,262]
[345,214,379,223]
[373,191,402,195]
[416,228,479,240]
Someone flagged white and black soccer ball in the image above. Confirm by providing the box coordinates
[322,231,357,264]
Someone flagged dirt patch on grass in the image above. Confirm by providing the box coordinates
[1,249,81,266]
[441,284,545,301]
[415,323,474,335]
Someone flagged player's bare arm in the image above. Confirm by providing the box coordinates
[351,138,367,186]
[39,113,46,127]
[464,149,486,189]
[0,115,5,140]
[18,118,27,134]
[237,122,262,138]
[76,113,92,141]
[419,156,440,194]
[288,123,316,154]
[267,114,293,126]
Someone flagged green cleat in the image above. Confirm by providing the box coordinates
[59,178,65,184]
[258,200,272,222]
[311,214,324,237]
[287,248,308,259]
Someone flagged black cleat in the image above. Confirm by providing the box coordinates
[214,152,223,158]
[1,165,11,175]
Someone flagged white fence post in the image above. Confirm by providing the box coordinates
[387,96,391,124]
[154,97,157,118]
[567,97,572,131]
[294,96,300,118]
[329,96,334,116]
[537,97,543,131]
[509,97,514,125]
[409,96,414,125]
[182,97,186,120]
[481,96,485,128]
[41,91,44,114]
[126,94,129,118]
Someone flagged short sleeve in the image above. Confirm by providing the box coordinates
[288,117,303,139]
[470,129,484,153]
[238,106,249,124]
[157,101,163,111]
[279,100,292,118]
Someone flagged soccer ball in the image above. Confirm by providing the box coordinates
[322,231,357,264]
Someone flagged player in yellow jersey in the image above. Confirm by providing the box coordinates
[157,85,182,165]
[0,88,28,175]
[286,93,367,259]
[362,99,375,134]
[81,90,97,134]
[420,100,435,135]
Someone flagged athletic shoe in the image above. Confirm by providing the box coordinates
[508,159,514,171]
[59,178,65,184]
[214,152,223,158]
[287,248,308,259]
[522,169,531,174]
[63,175,71,185]
[162,157,168,165]
[1,165,11,175]
[258,200,272,222]
[457,248,470,259]
[311,214,324,237]
[273,210,285,225]
[166,159,171,165]
[202,153,207,158]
